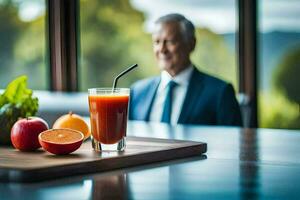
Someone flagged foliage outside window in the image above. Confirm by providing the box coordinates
[0,0,47,90]
[258,0,300,129]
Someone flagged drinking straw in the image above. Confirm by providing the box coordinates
[112,64,138,90]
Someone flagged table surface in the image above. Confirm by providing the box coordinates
[1,121,300,200]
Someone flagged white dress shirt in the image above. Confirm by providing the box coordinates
[149,65,194,125]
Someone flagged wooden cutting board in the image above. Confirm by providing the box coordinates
[0,136,207,182]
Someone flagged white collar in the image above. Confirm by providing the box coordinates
[159,64,194,90]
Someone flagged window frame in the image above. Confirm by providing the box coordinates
[47,0,79,91]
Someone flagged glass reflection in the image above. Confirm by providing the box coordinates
[239,128,260,200]
[0,179,91,200]
[91,174,127,200]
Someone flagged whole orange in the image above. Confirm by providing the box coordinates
[53,112,90,140]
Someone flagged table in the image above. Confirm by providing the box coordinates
[1,121,300,200]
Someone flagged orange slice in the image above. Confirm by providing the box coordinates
[39,129,84,155]
[53,112,91,140]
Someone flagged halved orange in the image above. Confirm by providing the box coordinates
[39,129,84,155]
[53,112,91,140]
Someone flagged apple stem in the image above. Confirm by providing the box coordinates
[69,111,73,116]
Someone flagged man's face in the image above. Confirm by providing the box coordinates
[152,21,194,76]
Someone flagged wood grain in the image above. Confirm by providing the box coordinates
[0,136,206,182]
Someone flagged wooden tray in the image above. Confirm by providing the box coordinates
[0,136,207,182]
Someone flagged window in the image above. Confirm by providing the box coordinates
[79,0,155,90]
[0,0,48,90]
[2,0,297,129]
[79,0,238,92]
[258,0,300,129]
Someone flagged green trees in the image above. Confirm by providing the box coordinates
[273,47,300,105]
[261,46,300,129]
[270,47,300,129]
[0,1,24,86]
[79,0,156,89]
[0,0,46,89]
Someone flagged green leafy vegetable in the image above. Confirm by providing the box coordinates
[0,76,38,145]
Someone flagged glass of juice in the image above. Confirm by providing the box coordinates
[88,88,130,151]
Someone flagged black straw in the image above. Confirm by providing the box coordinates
[112,64,138,90]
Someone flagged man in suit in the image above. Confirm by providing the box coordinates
[129,13,242,126]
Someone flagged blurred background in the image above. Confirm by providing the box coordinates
[0,0,299,129]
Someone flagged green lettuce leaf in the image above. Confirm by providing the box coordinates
[0,75,38,117]
[0,75,38,145]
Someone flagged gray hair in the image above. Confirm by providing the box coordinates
[155,13,195,42]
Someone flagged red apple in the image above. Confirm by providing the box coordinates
[10,117,49,151]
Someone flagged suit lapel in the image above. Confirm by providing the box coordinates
[178,68,204,123]
[143,77,160,121]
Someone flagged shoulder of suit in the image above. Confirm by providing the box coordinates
[194,68,231,88]
[131,76,160,90]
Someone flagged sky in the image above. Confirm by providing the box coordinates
[130,0,300,33]
[17,0,45,22]
[16,0,300,34]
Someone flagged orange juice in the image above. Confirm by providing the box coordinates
[88,94,129,144]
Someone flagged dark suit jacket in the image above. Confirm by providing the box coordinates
[129,67,242,126]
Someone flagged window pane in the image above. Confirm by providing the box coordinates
[79,0,238,91]
[0,0,47,90]
[259,0,300,129]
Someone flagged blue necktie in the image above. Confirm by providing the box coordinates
[161,80,177,123]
